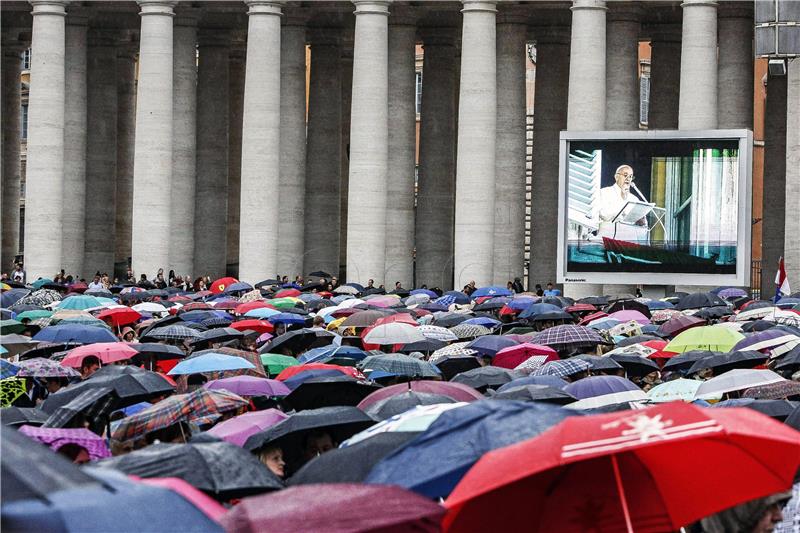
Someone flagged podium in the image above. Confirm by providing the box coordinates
[606,200,667,243]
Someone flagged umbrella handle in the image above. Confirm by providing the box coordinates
[611,454,634,533]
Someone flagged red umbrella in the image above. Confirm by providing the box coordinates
[209,277,238,294]
[234,301,274,315]
[444,402,800,533]
[61,342,138,368]
[578,311,608,326]
[230,319,274,335]
[492,343,558,370]
[374,312,417,327]
[330,308,362,318]
[274,288,301,298]
[69,281,88,293]
[275,363,363,381]
[565,303,597,313]
[639,339,678,367]
[97,307,142,327]
[657,315,706,337]
[181,302,211,311]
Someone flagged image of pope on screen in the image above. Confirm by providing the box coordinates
[565,138,741,275]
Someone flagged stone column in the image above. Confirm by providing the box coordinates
[1,39,23,272]
[24,0,68,280]
[194,30,230,280]
[605,4,640,130]
[648,24,681,129]
[492,17,527,286]
[277,20,307,279]
[169,12,197,278]
[340,40,353,279]
[84,30,118,277]
[226,43,245,277]
[529,28,570,292]
[131,0,175,280]
[454,0,497,288]
[679,0,718,129]
[304,30,342,278]
[114,41,137,277]
[239,0,282,283]
[760,74,787,292]
[564,0,606,298]
[784,58,800,284]
[346,0,390,284]
[385,15,416,289]
[416,30,457,290]
[60,14,87,277]
[717,3,753,129]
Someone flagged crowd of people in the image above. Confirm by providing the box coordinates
[1,270,799,532]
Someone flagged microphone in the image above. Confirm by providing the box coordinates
[630,182,649,203]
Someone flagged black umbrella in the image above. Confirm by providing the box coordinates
[284,376,381,411]
[308,271,332,279]
[397,338,447,354]
[714,399,799,421]
[604,299,652,319]
[608,353,660,377]
[694,306,733,320]
[362,391,457,420]
[740,320,779,333]
[676,292,728,310]
[41,365,174,413]
[132,343,185,360]
[472,300,509,311]
[575,355,623,372]
[435,357,482,381]
[616,335,662,347]
[18,341,83,361]
[662,350,724,372]
[97,441,283,500]
[256,279,282,289]
[686,350,768,376]
[578,296,609,306]
[298,281,326,292]
[489,384,577,405]
[259,328,335,356]
[775,346,800,372]
[1,425,102,502]
[43,387,120,431]
[190,327,245,346]
[288,432,420,485]
[450,367,521,392]
[0,407,50,427]
[526,310,574,322]
[137,314,183,338]
[307,300,334,312]
[433,313,470,328]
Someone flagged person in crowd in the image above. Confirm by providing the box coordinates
[120,327,137,343]
[512,277,524,293]
[80,356,101,380]
[43,377,69,396]
[11,262,25,283]
[55,443,91,464]
[87,274,104,291]
[302,430,335,463]
[257,446,287,479]
[698,490,792,533]
[543,282,560,297]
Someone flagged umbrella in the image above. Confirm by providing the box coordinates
[0,319,26,335]
[259,353,300,376]
[97,441,282,499]
[275,363,363,382]
[719,287,749,299]
[60,342,138,368]
[55,295,103,310]
[417,324,459,342]
[358,381,483,409]
[492,343,558,370]
[297,344,367,364]
[434,356,482,381]
[204,376,290,397]
[741,380,800,400]
[363,323,425,345]
[230,319,274,335]
[662,350,724,373]
[675,291,728,310]
[289,432,421,485]
[360,354,440,378]
[490,385,577,405]
[451,367,521,391]
[466,335,518,357]
[96,307,141,327]
[343,403,467,447]
[443,402,800,533]
[449,323,491,340]
[646,378,704,403]
[18,425,111,460]
[732,329,800,354]
[0,359,19,379]
[519,303,562,320]
[497,375,569,392]
[140,324,202,342]
[221,484,444,533]
[608,353,661,377]
[694,306,733,320]
[0,406,50,427]
[530,325,606,349]
[366,401,576,499]
[713,398,798,421]
[363,391,457,420]
[168,352,256,375]
[774,345,800,372]
[0,334,39,357]
[563,375,641,400]
[33,324,117,344]
[663,326,745,353]
[566,389,648,410]
[209,277,238,294]
[574,354,624,373]
[206,409,289,447]
[532,358,592,379]
[1,377,29,407]
[132,343,186,361]
[14,357,80,378]
[695,368,787,399]
[42,387,120,430]
[260,328,335,356]
[284,376,381,411]
[685,350,768,375]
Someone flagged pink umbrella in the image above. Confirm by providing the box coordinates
[61,342,138,368]
[134,477,227,522]
[18,425,111,460]
[203,375,290,397]
[365,296,402,308]
[492,343,559,370]
[607,310,651,325]
[358,381,483,409]
[206,409,289,447]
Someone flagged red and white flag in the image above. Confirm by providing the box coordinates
[775,257,791,300]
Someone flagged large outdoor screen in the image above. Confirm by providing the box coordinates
[556,130,752,286]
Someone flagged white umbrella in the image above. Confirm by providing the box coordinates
[695,368,786,399]
[131,302,168,313]
[734,306,782,322]
[417,325,458,342]
[429,342,479,363]
[363,323,425,345]
[337,298,365,309]
[565,389,648,410]
[646,378,704,403]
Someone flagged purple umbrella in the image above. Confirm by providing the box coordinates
[206,409,289,447]
[203,375,290,397]
[607,310,651,325]
[732,329,800,353]
[18,425,111,460]
[563,375,641,399]
[14,357,80,378]
[657,315,706,337]
[719,288,748,299]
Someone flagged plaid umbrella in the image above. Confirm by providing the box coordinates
[511,355,552,374]
[18,425,111,460]
[430,342,479,364]
[532,358,592,379]
[530,325,606,349]
[9,288,62,309]
[359,354,441,378]
[0,377,28,407]
[450,324,491,340]
[44,387,120,429]
[742,380,800,400]
[141,325,201,341]
[15,357,80,378]
[417,325,459,342]
[1,359,20,379]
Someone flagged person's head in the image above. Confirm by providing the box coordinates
[367,279,374,287]
[546,282,553,290]
[258,446,286,478]
[121,327,136,342]
[302,430,335,462]
[312,315,325,327]
[614,165,634,192]
[80,356,101,379]
[140,274,147,280]
[93,274,100,283]
[395,281,401,289]
[45,377,68,394]
[56,443,91,464]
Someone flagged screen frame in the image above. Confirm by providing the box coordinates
[556,129,753,287]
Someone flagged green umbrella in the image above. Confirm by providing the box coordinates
[15,310,53,322]
[664,326,745,354]
[269,298,300,310]
[259,353,299,376]
[30,278,54,289]
[0,319,26,335]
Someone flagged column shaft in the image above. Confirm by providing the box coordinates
[717,6,753,129]
[340,44,353,279]
[131,0,175,279]
[416,36,457,290]
[679,0,718,129]
[170,18,197,277]
[492,21,527,285]
[567,0,606,131]
[84,33,118,277]
[346,0,390,284]
[648,25,681,129]
[194,35,230,280]
[2,45,22,272]
[25,0,68,280]
[784,58,800,283]
[239,0,282,282]
[226,47,245,277]
[385,21,416,289]
[277,23,307,279]
[605,6,640,130]
[115,46,137,276]
[454,0,498,288]
[760,75,787,291]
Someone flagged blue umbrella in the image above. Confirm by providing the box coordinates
[471,286,513,299]
[298,345,367,364]
[505,297,538,311]
[1,289,30,309]
[410,289,438,298]
[0,359,20,379]
[168,353,255,375]
[282,369,344,390]
[462,317,501,328]
[267,313,306,326]
[563,375,640,400]
[180,310,230,323]
[496,375,569,392]
[645,300,675,310]
[244,307,281,319]
[56,295,103,310]
[444,291,470,305]
[465,335,518,357]
[365,401,577,498]
[33,324,117,344]
[518,303,563,319]
[223,282,253,294]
